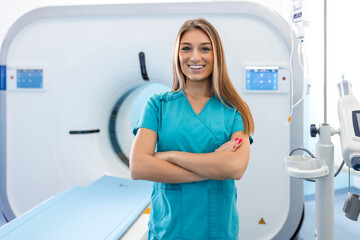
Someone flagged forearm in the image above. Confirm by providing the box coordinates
[167,151,249,180]
[130,153,206,183]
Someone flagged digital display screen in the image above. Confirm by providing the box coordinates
[246,68,278,91]
[356,113,360,136]
[352,111,360,137]
[17,69,43,89]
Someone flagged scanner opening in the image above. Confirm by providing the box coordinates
[109,83,170,166]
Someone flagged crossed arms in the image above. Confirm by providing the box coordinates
[129,128,250,183]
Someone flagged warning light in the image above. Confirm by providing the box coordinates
[282,77,286,81]
[259,218,266,224]
[10,76,14,80]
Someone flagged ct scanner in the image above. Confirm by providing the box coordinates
[0,1,305,239]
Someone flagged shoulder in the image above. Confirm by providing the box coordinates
[148,90,184,103]
[212,96,245,124]
[212,96,238,114]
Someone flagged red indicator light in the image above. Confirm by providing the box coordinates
[10,76,14,80]
[282,77,286,81]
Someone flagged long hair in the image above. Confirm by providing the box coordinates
[172,18,254,135]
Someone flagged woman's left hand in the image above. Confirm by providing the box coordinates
[215,138,243,152]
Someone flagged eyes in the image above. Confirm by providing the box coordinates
[180,46,212,52]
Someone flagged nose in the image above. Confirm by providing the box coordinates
[190,49,201,62]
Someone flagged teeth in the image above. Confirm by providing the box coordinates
[189,65,205,69]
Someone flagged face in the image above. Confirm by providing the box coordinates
[179,29,214,83]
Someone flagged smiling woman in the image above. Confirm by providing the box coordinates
[179,29,214,84]
[130,18,254,240]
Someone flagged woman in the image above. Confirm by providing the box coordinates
[130,18,254,240]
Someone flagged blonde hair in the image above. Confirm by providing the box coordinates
[172,18,254,135]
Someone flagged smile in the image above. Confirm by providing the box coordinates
[188,65,205,70]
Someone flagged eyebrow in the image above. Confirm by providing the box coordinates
[180,42,212,45]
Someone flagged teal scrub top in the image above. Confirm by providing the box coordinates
[133,90,247,240]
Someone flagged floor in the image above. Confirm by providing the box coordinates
[298,187,360,240]
[0,189,359,239]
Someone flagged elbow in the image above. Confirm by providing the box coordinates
[129,166,139,180]
[229,158,248,180]
[130,168,140,180]
[130,166,143,180]
[232,171,244,181]
[129,155,142,180]
[216,166,244,181]
[217,171,243,181]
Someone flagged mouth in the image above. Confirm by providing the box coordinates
[188,64,205,71]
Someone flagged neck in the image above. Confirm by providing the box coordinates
[184,79,212,98]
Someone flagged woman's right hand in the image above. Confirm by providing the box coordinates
[215,138,243,152]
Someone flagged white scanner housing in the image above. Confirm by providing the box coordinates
[0,2,305,239]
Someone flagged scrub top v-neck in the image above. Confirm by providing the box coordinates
[183,91,214,116]
[134,90,245,240]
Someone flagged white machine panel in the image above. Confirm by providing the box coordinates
[0,2,304,239]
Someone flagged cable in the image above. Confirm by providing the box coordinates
[302,39,311,95]
[334,160,345,178]
[287,6,295,124]
[348,166,351,193]
[289,147,315,158]
[287,4,309,124]
[289,38,311,117]
[286,3,310,124]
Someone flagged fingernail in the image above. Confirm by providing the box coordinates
[235,138,239,141]
[238,139,243,144]
[233,145,236,148]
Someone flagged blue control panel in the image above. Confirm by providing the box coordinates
[246,68,278,91]
[17,69,43,89]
